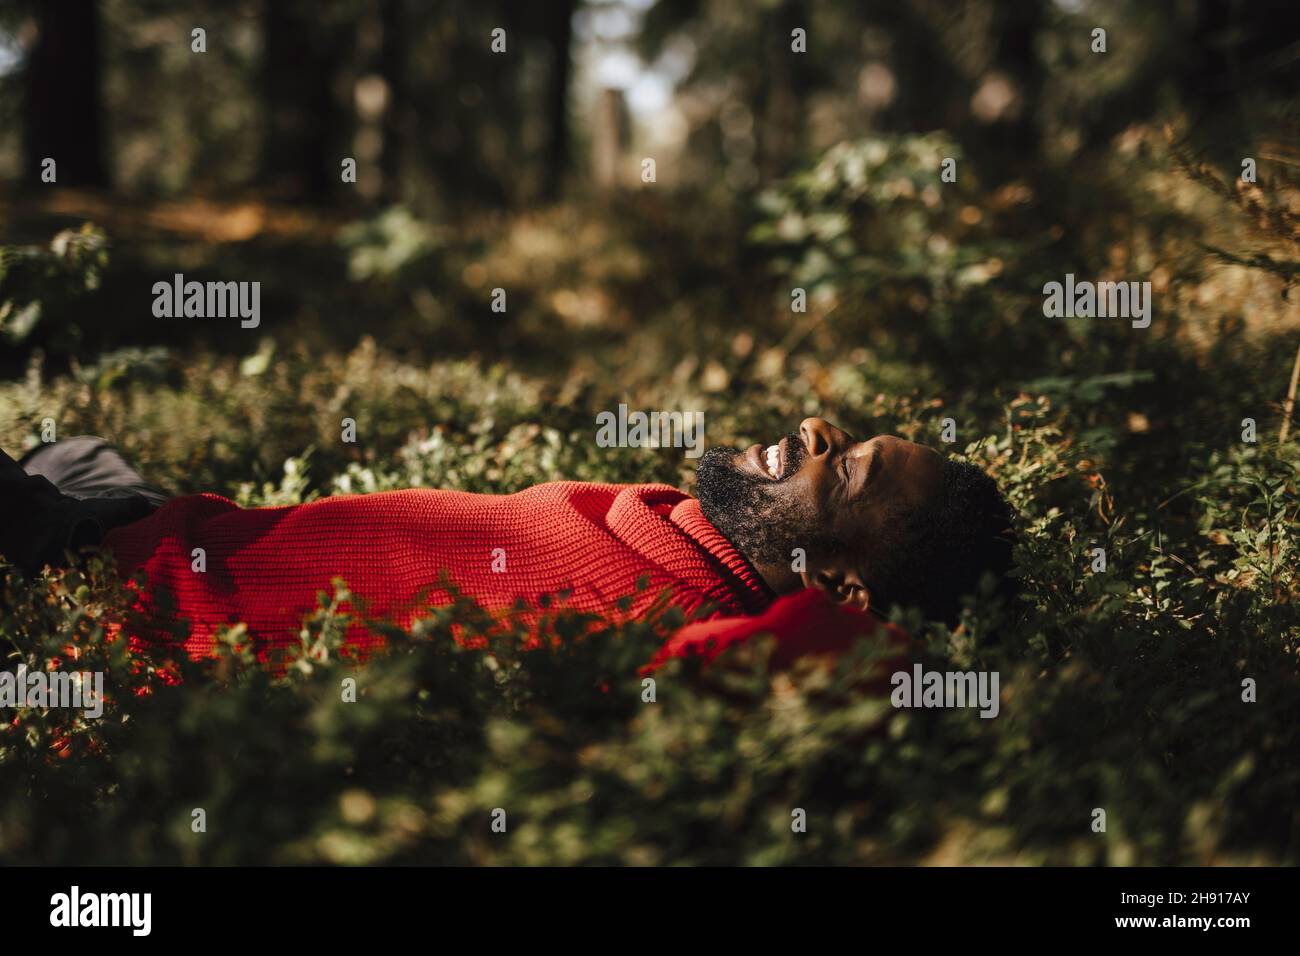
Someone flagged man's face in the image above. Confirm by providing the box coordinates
[696,417,944,599]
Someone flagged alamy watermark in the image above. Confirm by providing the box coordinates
[890,664,1000,719]
[49,886,151,936]
[595,404,705,459]
[0,663,104,718]
[1042,273,1151,329]
[152,273,260,328]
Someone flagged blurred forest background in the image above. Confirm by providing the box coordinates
[1,0,1300,865]
[2,0,1299,384]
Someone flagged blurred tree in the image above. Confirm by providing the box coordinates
[639,0,1300,192]
[399,1,581,209]
[377,0,407,203]
[22,0,108,188]
[261,0,347,202]
[640,0,827,188]
[1042,0,1300,168]
[537,0,576,200]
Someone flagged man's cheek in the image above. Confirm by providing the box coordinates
[789,476,836,526]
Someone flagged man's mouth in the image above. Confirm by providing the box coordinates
[743,437,792,480]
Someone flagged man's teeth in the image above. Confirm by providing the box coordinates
[764,444,780,478]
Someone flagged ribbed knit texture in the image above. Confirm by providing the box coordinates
[103,482,776,661]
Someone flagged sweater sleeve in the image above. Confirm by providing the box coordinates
[644,588,911,673]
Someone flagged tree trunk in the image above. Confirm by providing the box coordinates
[541,0,576,200]
[23,0,108,188]
[261,0,342,202]
[378,0,407,203]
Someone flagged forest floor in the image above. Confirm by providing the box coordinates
[2,133,1298,863]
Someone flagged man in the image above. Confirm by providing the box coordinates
[0,418,1017,670]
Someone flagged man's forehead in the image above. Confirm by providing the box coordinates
[847,434,938,463]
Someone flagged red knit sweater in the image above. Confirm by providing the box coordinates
[103,482,905,669]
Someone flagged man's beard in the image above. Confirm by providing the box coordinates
[696,433,841,568]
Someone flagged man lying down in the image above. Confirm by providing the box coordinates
[0,418,1017,672]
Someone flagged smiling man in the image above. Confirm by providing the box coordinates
[697,418,1016,627]
[0,418,1016,670]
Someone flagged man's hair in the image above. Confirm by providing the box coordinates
[866,458,1018,626]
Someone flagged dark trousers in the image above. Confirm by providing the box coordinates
[0,437,166,572]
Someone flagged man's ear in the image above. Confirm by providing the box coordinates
[799,560,871,611]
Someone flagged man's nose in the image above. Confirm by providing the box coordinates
[799,417,844,458]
